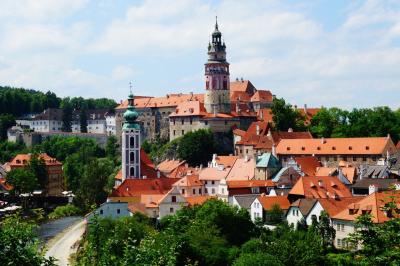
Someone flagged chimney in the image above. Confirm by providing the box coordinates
[142,175,147,179]
[157,170,161,178]
[256,124,260,136]
[236,102,240,113]
[272,144,276,157]
[288,128,293,133]
[369,184,378,195]
[321,137,326,144]
[318,180,323,187]
[213,106,217,116]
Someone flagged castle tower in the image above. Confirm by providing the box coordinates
[122,91,141,181]
[204,17,231,114]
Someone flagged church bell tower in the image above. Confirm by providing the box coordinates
[121,90,141,181]
[204,17,231,114]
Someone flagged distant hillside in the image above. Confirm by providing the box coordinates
[0,86,117,117]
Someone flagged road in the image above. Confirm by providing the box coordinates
[45,219,86,266]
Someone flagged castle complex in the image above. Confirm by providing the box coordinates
[115,19,274,142]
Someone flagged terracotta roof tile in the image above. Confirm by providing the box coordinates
[173,175,203,187]
[157,159,186,174]
[227,180,275,188]
[277,137,395,155]
[110,178,179,197]
[9,153,62,167]
[226,157,256,181]
[215,156,238,168]
[294,156,321,176]
[289,176,352,199]
[185,195,214,206]
[250,90,273,102]
[257,108,274,123]
[258,195,291,210]
[230,80,256,94]
[333,191,400,223]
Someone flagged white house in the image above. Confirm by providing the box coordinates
[286,199,317,228]
[105,112,116,135]
[31,108,63,133]
[158,186,188,218]
[231,194,258,213]
[250,197,263,221]
[86,202,130,221]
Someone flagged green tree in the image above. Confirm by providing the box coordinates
[28,153,48,190]
[271,97,306,131]
[0,215,56,266]
[79,109,88,133]
[314,211,336,250]
[105,135,119,159]
[233,252,283,266]
[6,167,37,195]
[74,158,115,211]
[0,113,16,140]
[266,204,284,225]
[61,100,73,132]
[177,129,218,166]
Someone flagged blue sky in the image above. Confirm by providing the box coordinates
[0,0,399,109]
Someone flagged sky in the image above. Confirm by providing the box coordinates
[0,0,399,109]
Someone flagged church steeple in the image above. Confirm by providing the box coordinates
[122,84,141,181]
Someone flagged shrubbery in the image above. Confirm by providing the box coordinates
[48,204,82,220]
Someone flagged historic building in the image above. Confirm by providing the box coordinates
[115,20,274,142]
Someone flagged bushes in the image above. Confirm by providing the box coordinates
[48,204,81,219]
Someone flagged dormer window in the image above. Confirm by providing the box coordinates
[349,146,352,150]
[301,147,305,151]
[317,146,321,150]
[332,146,336,150]
[366,146,370,150]
[286,147,291,151]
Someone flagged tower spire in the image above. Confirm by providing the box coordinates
[215,16,218,30]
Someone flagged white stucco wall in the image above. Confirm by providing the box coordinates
[250,198,262,222]
[306,201,325,225]
[286,206,305,227]
[86,202,129,221]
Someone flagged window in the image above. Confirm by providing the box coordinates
[205,121,208,125]
[211,188,215,194]
[211,181,215,185]
[352,156,357,161]
[117,209,120,214]
[224,121,227,125]
[181,119,184,125]
[130,152,135,163]
[182,130,184,135]
[182,189,185,195]
[221,188,224,194]
[190,119,193,125]
[171,196,176,202]
[199,188,202,195]
[130,167,135,177]
[251,187,260,194]
[130,136,135,147]
[193,189,196,195]
[100,210,103,215]
[173,130,176,135]
[223,80,227,89]
[205,188,208,193]
[170,207,174,213]
[337,239,342,247]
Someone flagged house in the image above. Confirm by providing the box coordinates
[316,161,358,184]
[288,176,352,202]
[227,180,275,198]
[291,156,321,176]
[30,108,63,133]
[86,202,130,221]
[351,178,400,196]
[8,153,63,196]
[277,136,397,167]
[158,186,188,218]
[255,153,281,180]
[186,195,214,206]
[199,165,230,197]
[108,178,180,203]
[234,121,313,158]
[332,191,400,249]
[209,154,238,168]
[286,198,317,228]
[105,111,116,135]
[173,174,204,197]
[250,195,291,222]
[271,166,301,189]
[232,194,259,212]
[127,194,163,218]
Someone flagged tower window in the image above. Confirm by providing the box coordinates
[130,152,135,163]
[130,136,135,147]
[130,167,135,177]
[223,80,227,89]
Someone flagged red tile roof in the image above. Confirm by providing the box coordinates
[257,108,274,123]
[317,197,363,217]
[157,159,186,174]
[0,178,12,191]
[277,137,395,155]
[186,195,214,206]
[110,178,180,197]
[9,153,62,167]
[227,180,275,188]
[215,156,238,168]
[250,90,273,102]
[294,156,321,176]
[173,174,203,187]
[170,101,207,117]
[333,191,400,223]
[230,80,256,94]
[289,176,352,199]
[258,195,291,210]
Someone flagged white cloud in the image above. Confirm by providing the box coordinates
[111,66,136,81]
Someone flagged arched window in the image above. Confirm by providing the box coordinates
[130,136,135,147]
[130,152,134,163]
[130,167,135,177]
